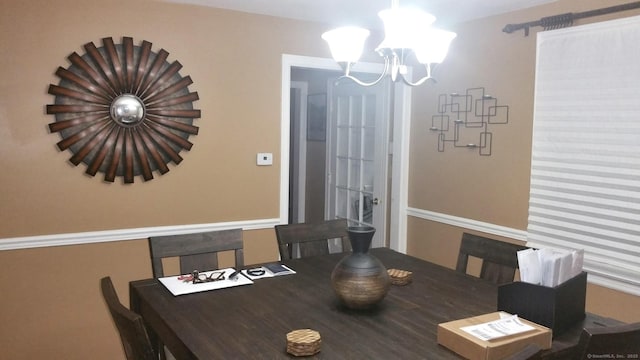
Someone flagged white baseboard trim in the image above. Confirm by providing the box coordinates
[0,218,282,251]
[407,207,528,242]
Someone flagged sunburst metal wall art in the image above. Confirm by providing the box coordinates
[47,36,201,183]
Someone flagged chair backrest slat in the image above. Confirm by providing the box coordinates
[456,232,529,284]
[275,219,349,260]
[149,228,244,278]
[100,277,158,360]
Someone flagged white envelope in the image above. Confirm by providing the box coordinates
[538,248,563,287]
[571,249,585,279]
[517,248,542,285]
[517,247,585,287]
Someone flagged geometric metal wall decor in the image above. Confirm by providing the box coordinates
[429,87,508,156]
[47,36,201,183]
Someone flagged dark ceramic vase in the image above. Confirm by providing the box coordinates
[331,226,391,310]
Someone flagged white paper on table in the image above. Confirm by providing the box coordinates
[241,264,296,280]
[460,314,536,341]
[263,263,296,276]
[159,268,253,296]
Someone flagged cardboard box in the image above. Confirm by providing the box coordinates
[437,312,552,360]
[497,271,587,337]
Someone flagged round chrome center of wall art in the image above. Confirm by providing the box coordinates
[110,94,145,126]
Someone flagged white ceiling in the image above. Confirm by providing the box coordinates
[159,0,557,28]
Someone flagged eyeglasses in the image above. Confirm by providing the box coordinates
[178,270,225,284]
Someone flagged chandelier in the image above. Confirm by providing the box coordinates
[321,0,456,87]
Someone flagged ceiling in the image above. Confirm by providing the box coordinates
[160,0,557,28]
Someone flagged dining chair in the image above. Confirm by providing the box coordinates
[456,232,529,284]
[503,344,543,360]
[149,228,244,278]
[572,322,640,360]
[100,277,159,360]
[275,218,350,260]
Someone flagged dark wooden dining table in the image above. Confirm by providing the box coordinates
[130,248,620,359]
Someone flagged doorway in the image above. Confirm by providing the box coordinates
[280,55,412,252]
[290,68,340,225]
[325,77,391,248]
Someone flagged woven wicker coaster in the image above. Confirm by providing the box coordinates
[387,268,413,286]
[286,329,321,357]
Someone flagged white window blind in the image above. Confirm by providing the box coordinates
[528,15,640,295]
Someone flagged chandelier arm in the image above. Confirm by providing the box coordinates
[338,58,390,87]
[400,64,437,87]
[401,74,436,86]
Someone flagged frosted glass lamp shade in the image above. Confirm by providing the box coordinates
[322,27,371,63]
[320,3,456,86]
[413,29,457,64]
[377,8,435,50]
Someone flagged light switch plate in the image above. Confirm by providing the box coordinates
[257,153,273,166]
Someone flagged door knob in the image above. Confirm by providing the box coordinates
[372,198,380,205]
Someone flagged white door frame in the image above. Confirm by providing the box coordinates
[280,54,411,253]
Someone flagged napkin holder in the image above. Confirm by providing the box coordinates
[497,271,587,337]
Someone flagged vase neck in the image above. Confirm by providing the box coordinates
[347,226,375,254]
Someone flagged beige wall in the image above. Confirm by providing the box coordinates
[0,0,328,358]
[0,0,330,237]
[405,0,640,324]
[1,0,640,359]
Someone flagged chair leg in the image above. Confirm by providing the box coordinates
[159,340,167,360]
[162,344,178,360]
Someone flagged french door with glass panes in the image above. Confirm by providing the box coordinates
[326,78,390,248]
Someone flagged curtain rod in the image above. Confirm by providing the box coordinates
[503,1,640,36]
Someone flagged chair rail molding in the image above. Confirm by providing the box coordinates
[407,207,528,242]
[0,218,281,251]
[407,207,640,295]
